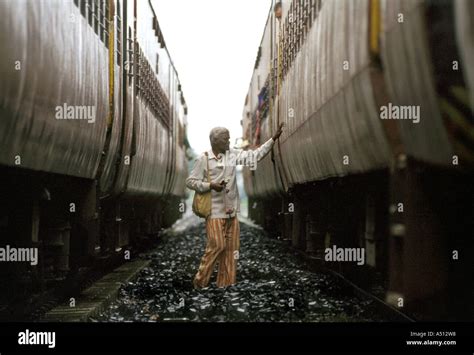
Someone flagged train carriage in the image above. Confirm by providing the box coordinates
[243,0,473,318]
[0,0,189,300]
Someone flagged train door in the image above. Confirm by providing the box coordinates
[165,73,177,196]
[110,0,135,196]
[99,0,135,253]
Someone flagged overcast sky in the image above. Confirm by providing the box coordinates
[152,0,272,154]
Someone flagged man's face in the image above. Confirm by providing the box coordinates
[275,6,282,19]
[214,131,230,154]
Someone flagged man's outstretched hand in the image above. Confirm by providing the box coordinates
[272,123,284,141]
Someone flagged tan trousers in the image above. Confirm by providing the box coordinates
[194,217,240,288]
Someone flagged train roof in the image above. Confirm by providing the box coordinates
[149,0,187,109]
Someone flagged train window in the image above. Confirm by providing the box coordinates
[136,47,140,96]
[87,0,93,27]
[128,28,132,86]
[275,0,321,83]
[289,2,294,60]
[136,47,143,96]
[74,0,79,7]
[99,0,104,43]
[294,1,298,53]
[292,2,296,57]
[297,0,302,50]
[303,0,308,30]
[104,0,110,48]
[116,0,122,64]
[80,0,86,17]
[94,0,99,35]
[91,0,96,34]
[155,53,159,75]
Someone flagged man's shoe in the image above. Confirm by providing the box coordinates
[193,279,203,290]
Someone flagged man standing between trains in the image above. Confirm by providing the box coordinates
[186,123,284,289]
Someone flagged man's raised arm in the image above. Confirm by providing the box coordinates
[237,123,284,164]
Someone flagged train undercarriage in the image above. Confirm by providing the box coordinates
[248,158,473,320]
[0,165,183,319]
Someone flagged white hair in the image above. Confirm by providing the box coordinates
[209,127,229,145]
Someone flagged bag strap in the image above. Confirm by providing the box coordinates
[204,152,210,183]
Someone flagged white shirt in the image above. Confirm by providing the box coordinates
[186,138,275,218]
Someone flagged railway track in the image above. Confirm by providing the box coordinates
[0,235,160,322]
[95,216,409,323]
[291,247,416,322]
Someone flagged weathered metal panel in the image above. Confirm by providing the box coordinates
[171,145,187,197]
[118,0,187,199]
[0,0,109,179]
[380,0,453,164]
[246,0,391,198]
[125,102,170,197]
[100,51,124,194]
